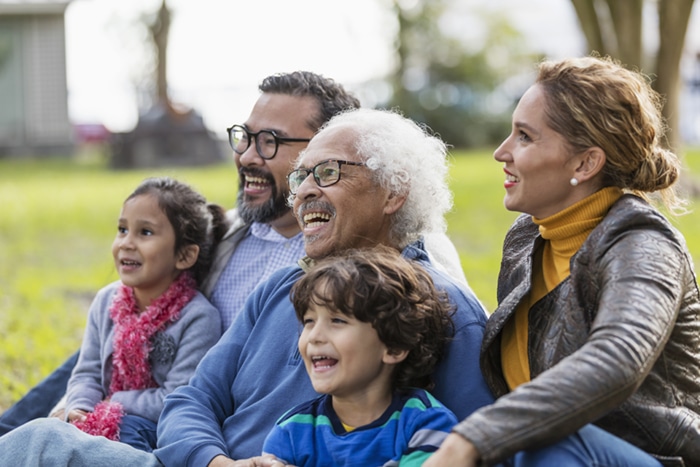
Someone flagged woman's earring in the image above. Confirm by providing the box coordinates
[570,178,579,187]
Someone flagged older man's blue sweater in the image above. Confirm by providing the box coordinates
[155,242,494,467]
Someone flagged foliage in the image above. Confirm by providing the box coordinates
[381,0,541,148]
[1,149,699,412]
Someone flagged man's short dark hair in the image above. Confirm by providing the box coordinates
[259,71,361,132]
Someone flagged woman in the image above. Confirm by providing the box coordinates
[425,56,700,466]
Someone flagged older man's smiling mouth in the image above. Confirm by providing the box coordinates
[298,201,335,229]
[303,212,332,228]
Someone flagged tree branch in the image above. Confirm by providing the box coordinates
[571,0,606,54]
[605,0,642,68]
[656,0,695,150]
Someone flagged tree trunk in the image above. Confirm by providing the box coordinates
[605,0,643,68]
[570,0,696,152]
[152,0,171,107]
[571,0,607,55]
[655,0,695,152]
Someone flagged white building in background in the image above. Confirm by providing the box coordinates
[0,0,74,156]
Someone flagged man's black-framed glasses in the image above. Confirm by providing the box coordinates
[226,124,311,160]
[287,159,367,195]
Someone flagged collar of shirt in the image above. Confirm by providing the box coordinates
[249,221,301,243]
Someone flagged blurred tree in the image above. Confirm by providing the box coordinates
[152,0,171,108]
[570,0,696,151]
[109,0,223,169]
[383,0,540,148]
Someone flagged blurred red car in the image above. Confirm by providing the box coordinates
[73,123,111,144]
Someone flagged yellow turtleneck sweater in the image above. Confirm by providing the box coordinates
[501,187,623,390]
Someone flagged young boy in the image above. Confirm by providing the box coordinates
[262,246,458,466]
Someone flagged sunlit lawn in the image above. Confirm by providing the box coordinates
[1,147,699,412]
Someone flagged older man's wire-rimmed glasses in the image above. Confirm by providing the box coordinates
[226,124,311,160]
[287,159,367,195]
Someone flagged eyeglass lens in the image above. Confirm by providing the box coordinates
[288,160,343,194]
[229,126,278,159]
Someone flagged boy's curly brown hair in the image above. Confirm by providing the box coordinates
[291,246,454,391]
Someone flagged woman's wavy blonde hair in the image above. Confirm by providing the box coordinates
[536,55,686,214]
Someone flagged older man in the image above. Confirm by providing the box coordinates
[0,109,491,467]
[154,108,493,466]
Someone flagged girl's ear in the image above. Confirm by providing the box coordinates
[176,245,199,271]
[383,348,409,365]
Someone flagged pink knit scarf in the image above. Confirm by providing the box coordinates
[73,272,197,441]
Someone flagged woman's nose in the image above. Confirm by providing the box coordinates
[493,136,511,162]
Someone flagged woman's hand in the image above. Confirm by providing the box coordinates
[423,433,480,467]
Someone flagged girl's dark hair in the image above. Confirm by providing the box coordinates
[126,177,228,286]
[291,246,454,391]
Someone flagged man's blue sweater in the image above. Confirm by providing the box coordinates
[155,242,494,467]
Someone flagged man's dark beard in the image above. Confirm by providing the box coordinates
[237,183,291,224]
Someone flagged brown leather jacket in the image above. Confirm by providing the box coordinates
[454,195,700,466]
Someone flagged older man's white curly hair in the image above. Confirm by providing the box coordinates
[317,107,453,248]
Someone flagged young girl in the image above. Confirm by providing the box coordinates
[261,246,458,467]
[57,176,227,451]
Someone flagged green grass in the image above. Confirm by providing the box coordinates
[446,153,518,309]
[1,148,699,412]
